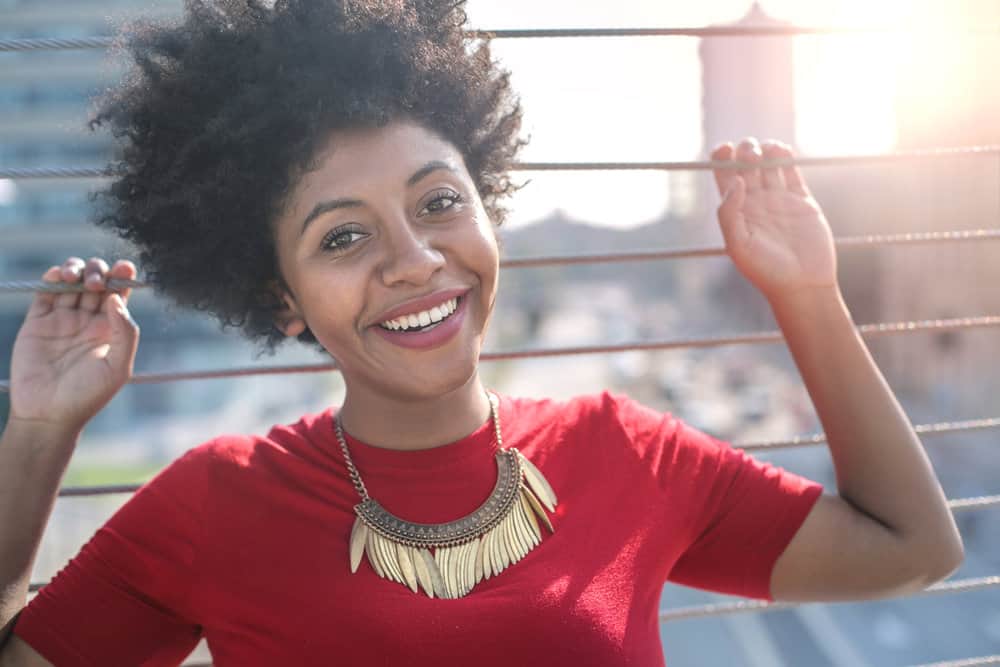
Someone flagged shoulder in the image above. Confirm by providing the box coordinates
[500,390,681,458]
[505,390,675,430]
[504,389,648,418]
[154,406,336,485]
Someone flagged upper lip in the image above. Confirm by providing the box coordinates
[369,287,470,326]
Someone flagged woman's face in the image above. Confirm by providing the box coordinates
[272,120,500,401]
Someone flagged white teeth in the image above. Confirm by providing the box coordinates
[378,296,460,331]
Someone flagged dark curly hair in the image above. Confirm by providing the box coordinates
[91,0,524,353]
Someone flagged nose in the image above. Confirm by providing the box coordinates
[378,216,445,287]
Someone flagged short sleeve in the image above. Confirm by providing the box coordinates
[14,447,210,666]
[607,392,823,601]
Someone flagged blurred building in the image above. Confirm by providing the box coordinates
[0,1,180,275]
[698,1,795,330]
[700,2,795,159]
[0,0,281,435]
[875,2,1000,417]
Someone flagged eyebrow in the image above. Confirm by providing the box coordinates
[406,160,458,187]
[298,160,460,238]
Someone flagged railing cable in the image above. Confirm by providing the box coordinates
[908,656,1000,667]
[1,229,997,295]
[4,26,1000,54]
[738,418,1000,451]
[656,576,1000,623]
[6,146,1000,180]
[1,315,999,394]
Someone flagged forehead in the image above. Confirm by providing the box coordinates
[296,121,467,196]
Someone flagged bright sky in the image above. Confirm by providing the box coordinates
[463,0,917,228]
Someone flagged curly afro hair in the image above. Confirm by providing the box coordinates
[91,0,524,353]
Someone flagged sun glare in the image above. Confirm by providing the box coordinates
[467,0,979,228]
[793,0,972,156]
[792,0,907,155]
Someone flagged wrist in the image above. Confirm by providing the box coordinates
[766,283,843,312]
[2,417,82,455]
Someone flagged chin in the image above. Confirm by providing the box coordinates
[385,360,481,402]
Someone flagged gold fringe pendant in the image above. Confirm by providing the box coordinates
[346,449,557,599]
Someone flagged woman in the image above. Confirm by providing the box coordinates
[0,1,963,665]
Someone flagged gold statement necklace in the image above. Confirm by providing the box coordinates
[335,391,558,599]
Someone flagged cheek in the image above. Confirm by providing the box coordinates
[295,273,360,328]
[470,209,500,257]
[470,221,500,276]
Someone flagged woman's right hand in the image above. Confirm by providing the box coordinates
[8,257,140,437]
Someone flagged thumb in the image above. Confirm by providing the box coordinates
[105,293,140,374]
[716,176,749,250]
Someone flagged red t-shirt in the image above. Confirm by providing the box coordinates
[15,391,823,666]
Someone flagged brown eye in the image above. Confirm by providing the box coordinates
[321,225,368,253]
[419,190,463,216]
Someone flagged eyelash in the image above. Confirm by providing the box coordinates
[319,191,464,254]
[320,224,367,254]
[420,190,463,216]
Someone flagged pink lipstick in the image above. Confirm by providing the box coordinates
[370,294,468,350]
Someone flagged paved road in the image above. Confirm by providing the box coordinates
[659,540,999,667]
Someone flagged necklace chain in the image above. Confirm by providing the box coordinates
[337,390,558,598]
[334,390,501,502]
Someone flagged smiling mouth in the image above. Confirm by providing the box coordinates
[376,296,462,333]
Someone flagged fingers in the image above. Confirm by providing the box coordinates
[711,142,737,197]
[714,137,811,197]
[41,257,137,315]
[26,266,62,319]
[770,141,811,196]
[79,258,110,313]
[735,138,763,191]
[53,258,85,311]
[107,259,137,304]
[760,141,786,191]
[716,175,749,250]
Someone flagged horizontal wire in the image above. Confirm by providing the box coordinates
[657,576,1000,623]
[1,316,999,394]
[737,417,1000,451]
[5,146,1000,180]
[59,483,144,498]
[0,36,115,52]
[517,145,1000,172]
[944,495,1000,513]
[473,26,999,39]
[909,656,1000,667]
[2,228,998,295]
[4,25,1000,54]
[500,229,1000,269]
[0,278,144,295]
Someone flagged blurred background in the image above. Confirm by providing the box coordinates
[1,0,998,665]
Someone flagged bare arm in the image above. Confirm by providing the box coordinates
[0,258,138,663]
[768,287,962,600]
[711,139,963,601]
[0,422,78,666]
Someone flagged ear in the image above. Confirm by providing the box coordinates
[270,281,307,338]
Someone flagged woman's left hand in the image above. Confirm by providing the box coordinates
[711,138,838,302]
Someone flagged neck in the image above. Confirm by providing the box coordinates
[337,373,493,451]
